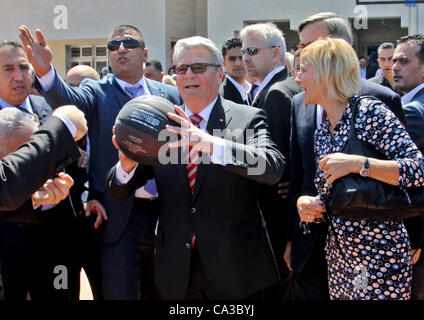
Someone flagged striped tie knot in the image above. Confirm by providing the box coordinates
[189,113,203,127]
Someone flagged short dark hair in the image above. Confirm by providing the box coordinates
[397,34,424,64]
[378,42,395,52]
[109,25,145,48]
[358,56,367,61]
[0,40,25,51]
[298,12,353,45]
[145,59,163,72]
[222,37,243,57]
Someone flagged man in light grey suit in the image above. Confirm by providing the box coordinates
[393,34,424,300]
[19,24,182,300]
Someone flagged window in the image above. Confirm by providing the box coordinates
[67,45,108,75]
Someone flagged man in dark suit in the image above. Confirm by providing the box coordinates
[286,12,407,300]
[0,41,90,299]
[369,42,400,94]
[239,23,301,298]
[393,34,424,299]
[0,105,85,212]
[19,24,182,299]
[219,38,250,105]
[107,35,284,299]
[0,104,86,299]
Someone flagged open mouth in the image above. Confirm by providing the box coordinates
[184,85,200,89]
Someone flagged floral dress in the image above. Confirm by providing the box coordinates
[314,96,424,300]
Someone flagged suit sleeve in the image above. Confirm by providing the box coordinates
[106,163,154,200]
[260,89,292,165]
[0,117,80,211]
[35,70,97,120]
[286,100,302,241]
[221,108,285,185]
[403,101,424,151]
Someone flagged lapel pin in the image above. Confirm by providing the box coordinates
[219,119,224,122]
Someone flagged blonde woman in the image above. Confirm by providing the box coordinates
[295,37,424,300]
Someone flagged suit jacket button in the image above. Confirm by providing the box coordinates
[191,207,196,214]
[185,243,191,249]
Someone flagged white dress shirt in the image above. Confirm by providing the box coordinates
[225,74,251,103]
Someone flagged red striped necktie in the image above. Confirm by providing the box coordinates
[186,113,203,193]
[186,113,203,248]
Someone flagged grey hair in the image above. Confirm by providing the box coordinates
[0,108,39,158]
[239,22,286,62]
[173,36,223,66]
[298,12,353,45]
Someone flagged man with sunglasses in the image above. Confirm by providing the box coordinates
[239,23,301,299]
[219,37,250,105]
[18,24,181,300]
[107,35,284,299]
[286,12,407,300]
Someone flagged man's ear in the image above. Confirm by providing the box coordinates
[272,46,282,63]
[218,67,225,84]
[144,48,149,62]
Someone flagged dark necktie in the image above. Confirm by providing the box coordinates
[186,113,203,248]
[248,84,258,105]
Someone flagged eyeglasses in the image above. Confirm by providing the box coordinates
[172,63,220,75]
[241,46,279,56]
[107,38,144,51]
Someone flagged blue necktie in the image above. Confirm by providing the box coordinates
[125,84,143,98]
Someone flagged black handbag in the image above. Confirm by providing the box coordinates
[324,96,424,221]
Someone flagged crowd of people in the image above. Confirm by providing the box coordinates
[1,10,424,301]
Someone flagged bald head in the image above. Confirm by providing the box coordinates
[0,108,38,159]
[66,65,100,87]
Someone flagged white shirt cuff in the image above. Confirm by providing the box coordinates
[37,65,56,91]
[52,114,77,138]
[115,161,138,185]
[210,138,227,166]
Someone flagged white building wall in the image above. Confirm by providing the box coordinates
[208,0,423,50]
[0,0,168,77]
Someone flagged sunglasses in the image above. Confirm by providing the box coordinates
[172,63,220,75]
[107,38,144,51]
[241,45,278,56]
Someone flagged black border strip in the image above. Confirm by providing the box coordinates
[356,0,423,4]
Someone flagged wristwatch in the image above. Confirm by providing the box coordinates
[359,157,370,177]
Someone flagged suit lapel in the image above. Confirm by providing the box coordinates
[29,95,53,125]
[412,87,424,102]
[145,78,166,99]
[110,76,132,108]
[191,97,231,203]
[252,68,288,108]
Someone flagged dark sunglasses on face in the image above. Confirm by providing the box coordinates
[171,63,220,75]
[107,38,144,51]
[241,45,279,56]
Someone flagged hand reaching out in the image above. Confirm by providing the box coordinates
[19,25,53,77]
